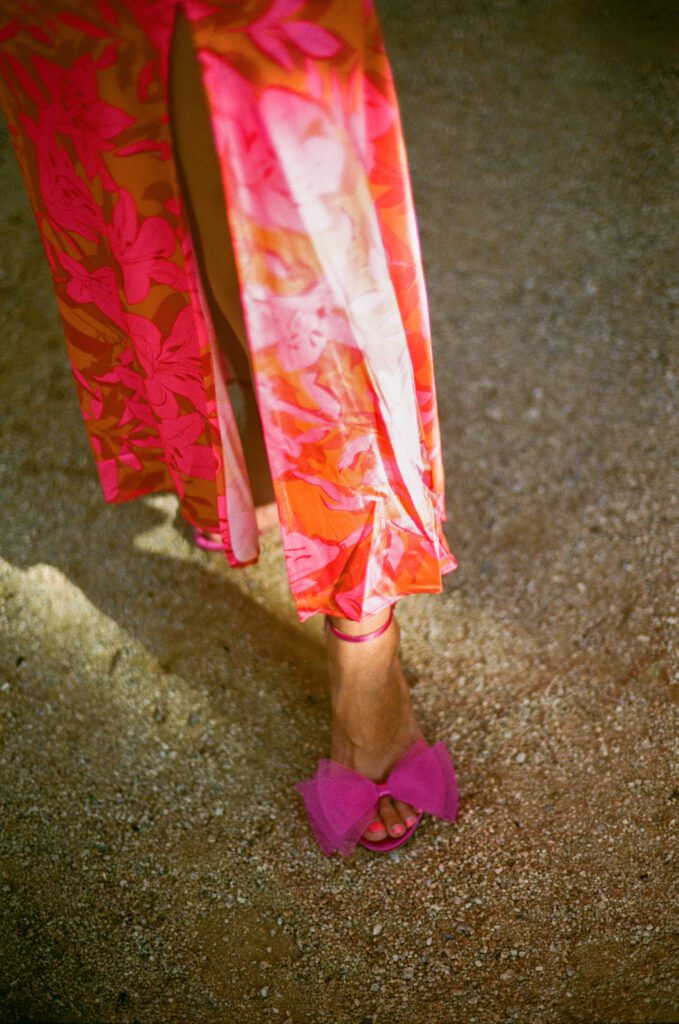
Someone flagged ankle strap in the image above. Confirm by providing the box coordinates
[324,606,394,643]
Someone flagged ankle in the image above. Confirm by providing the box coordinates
[326,606,396,641]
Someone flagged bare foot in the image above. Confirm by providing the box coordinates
[196,501,279,545]
[326,609,423,843]
[254,501,279,535]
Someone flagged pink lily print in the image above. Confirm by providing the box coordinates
[30,52,134,190]
[109,188,186,304]
[127,307,207,418]
[246,0,343,70]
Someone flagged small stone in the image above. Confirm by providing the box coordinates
[402,967,414,980]
[515,752,527,764]
[259,986,269,998]
[372,923,383,936]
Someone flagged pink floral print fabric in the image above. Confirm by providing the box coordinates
[0,0,457,621]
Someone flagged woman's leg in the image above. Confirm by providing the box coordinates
[169,11,420,842]
[167,6,275,512]
[327,609,422,840]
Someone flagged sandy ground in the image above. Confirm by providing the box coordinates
[0,1,677,1022]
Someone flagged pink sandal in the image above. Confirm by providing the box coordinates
[192,527,224,551]
[296,607,459,857]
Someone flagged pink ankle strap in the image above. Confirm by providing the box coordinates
[324,606,394,643]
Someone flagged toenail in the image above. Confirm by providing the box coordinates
[367,820,385,833]
[405,815,416,826]
[392,824,405,836]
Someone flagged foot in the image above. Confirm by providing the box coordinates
[326,610,423,844]
[196,501,279,545]
[254,501,279,535]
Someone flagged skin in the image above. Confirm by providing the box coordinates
[169,8,420,842]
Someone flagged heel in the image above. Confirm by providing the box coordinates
[324,606,395,643]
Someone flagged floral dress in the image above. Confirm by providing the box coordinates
[0,0,457,621]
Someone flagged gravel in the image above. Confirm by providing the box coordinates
[0,1,677,1022]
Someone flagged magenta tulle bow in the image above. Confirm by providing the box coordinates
[295,738,459,857]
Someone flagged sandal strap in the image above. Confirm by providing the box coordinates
[324,606,394,643]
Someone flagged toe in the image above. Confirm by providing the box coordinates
[379,797,407,839]
[394,799,419,827]
[363,817,387,841]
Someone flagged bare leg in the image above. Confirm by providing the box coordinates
[167,7,275,513]
[327,610,422,841]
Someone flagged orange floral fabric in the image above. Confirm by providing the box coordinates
[0,0,457,621]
